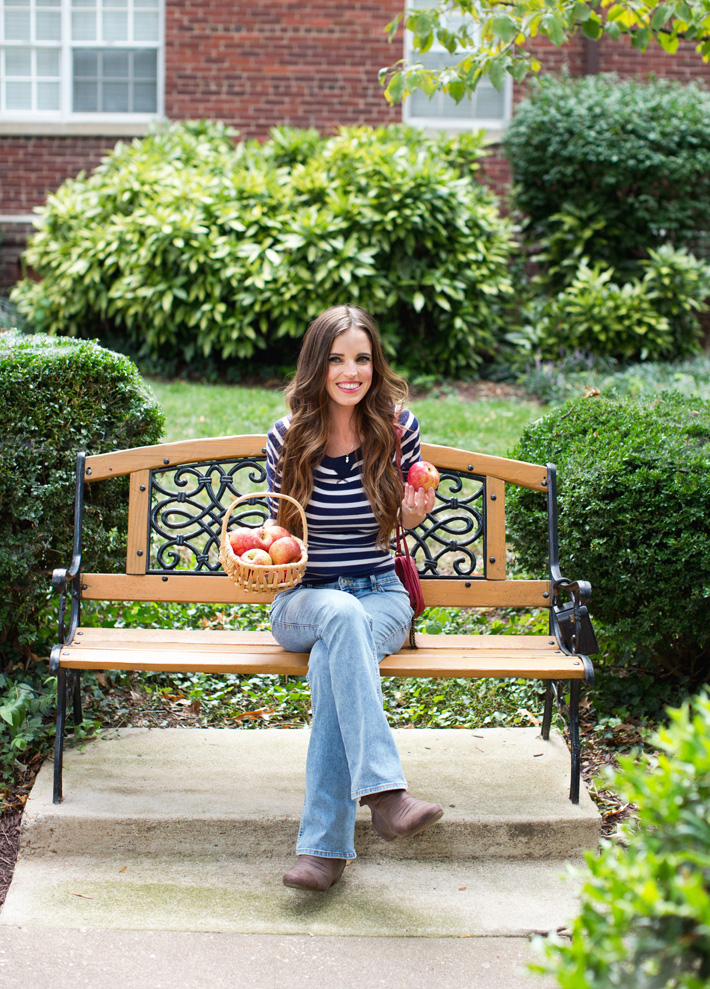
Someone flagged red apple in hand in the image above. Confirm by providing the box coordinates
[229,527,263,556]
[269,536,302,565]
[408,461,440,491]
[241,547,272,566]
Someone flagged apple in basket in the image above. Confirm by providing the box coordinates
[259,521,291,548]
[228,527,264,556]
[269,536,302,565]
[408,460,440,491]
[263,520,291,541]
[240,547,272,567]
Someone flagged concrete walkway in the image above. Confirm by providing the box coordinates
[1,727,600,987]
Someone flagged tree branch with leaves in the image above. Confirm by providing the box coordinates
[380,1,710,104]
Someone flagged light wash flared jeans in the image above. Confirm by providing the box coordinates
[269,571,414,860]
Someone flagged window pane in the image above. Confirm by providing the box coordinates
[72,1,96,7]
[6,79,32,108]
[133,79,155,110]
[102,9,127,40]
[134,0,157,6]
[36,10,61,39]
[41,0,61,6]
[73,78,97,110]
[476,84,505,119]
[102,49,128,75]
[37,47,60,74]
[133,47,155,79]
[5,9,31,40]
[103,0,127,7]
[134,10,158,41]
[102,79,128,110]
[72,10,96,39]
[37,79,59,108]
[441,91,473,119]
[5,47,32,75]
[73,49,97,74]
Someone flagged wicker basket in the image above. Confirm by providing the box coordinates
[219,492,308,593]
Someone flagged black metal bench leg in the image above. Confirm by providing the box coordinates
[53,668,67,804]
[568,679,582,805]
[72,670,83,726]
[541,680,554,740]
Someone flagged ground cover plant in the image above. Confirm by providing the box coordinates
[11,120,513,379]
[516,355,710,407]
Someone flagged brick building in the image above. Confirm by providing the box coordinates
[1,1,708,288]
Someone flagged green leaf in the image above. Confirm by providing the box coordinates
[631,26,651,50]
[488,59,507,92]
[572,2,593,23]
[581,16,603,39]
[385,72,406,105]
[448,80,467,103]
[412,291,426,313]
[542,13,568,47]
[491,14,518,44]
[650,3,672,31]
[658,30,680,54]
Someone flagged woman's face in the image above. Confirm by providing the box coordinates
[325,326,373,412]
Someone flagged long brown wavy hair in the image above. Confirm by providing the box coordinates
[275,305,408,548]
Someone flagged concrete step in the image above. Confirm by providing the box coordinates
[1,726,599,940]
[1,852,582,937]
[20,726,600,860]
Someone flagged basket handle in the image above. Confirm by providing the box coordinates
[220,491,308,547]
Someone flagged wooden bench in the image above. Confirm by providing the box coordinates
[50,436,596,806]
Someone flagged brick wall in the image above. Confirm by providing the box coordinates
[1,4,708,287]
[164,0,401,135]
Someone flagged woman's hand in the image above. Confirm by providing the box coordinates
[401,483,436,529]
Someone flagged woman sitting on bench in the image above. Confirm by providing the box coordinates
[267,304,443,892]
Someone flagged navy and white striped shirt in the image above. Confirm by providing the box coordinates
[266,409,421,582]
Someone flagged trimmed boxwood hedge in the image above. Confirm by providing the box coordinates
[0,330,164,663]
[507,393,710,679]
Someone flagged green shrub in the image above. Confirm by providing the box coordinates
[527,261,674,362]
[512,245,710,363]
[505,74,710,272]
[533,691,710,988]
[11,120,513,378]
[0,330,164,661]
[641,245,710,357]
[507,393,710,679]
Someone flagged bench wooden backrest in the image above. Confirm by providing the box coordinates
[78,435,552,610]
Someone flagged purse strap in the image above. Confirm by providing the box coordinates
[394,422,418,648]
[393,424,407,557]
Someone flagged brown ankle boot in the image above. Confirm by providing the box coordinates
[360,789,444,841]
[282,855,347,891]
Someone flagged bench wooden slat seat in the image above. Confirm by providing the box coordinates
[59,628,587,679]
[50,435,597,807]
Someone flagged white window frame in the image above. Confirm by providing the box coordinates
[402,2,512,138]
[0,0,164,133]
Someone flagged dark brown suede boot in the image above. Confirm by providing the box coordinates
[282,855,347,891]
[360,789,444,841]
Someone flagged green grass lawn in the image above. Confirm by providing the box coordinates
[148,379,547,457]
